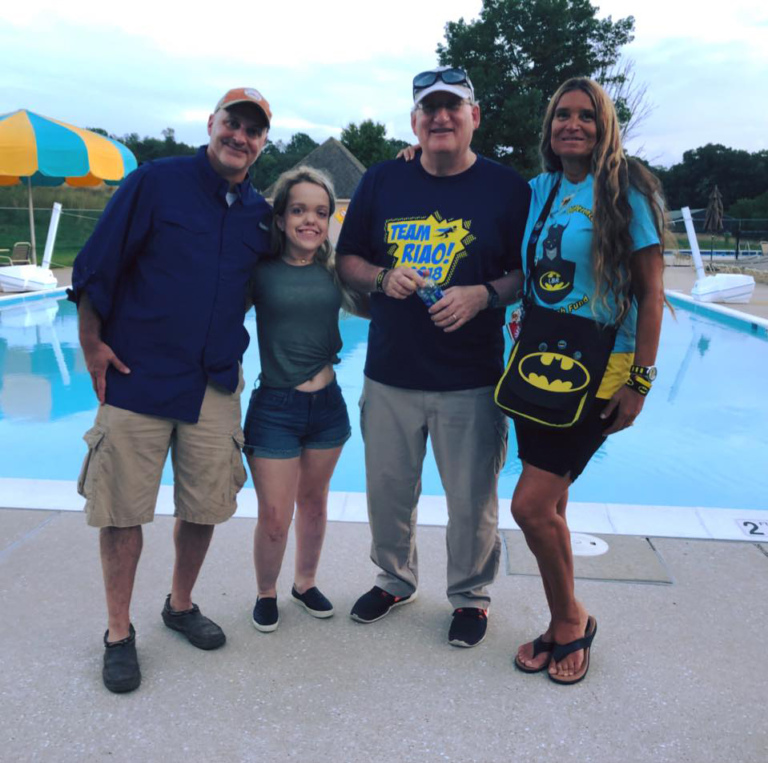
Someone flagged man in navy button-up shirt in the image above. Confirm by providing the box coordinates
[69,87,272,693]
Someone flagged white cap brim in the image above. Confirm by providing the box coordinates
[414,81,473,105]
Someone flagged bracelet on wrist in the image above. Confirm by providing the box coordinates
[374,268,389,294]
[625,375,650,396]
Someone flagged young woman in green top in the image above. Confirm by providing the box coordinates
[243,167,361,633]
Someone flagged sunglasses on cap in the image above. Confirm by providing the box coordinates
[412,67,471,95]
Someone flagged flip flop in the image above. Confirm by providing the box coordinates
[514,634,554,673]
[548,616,597,686]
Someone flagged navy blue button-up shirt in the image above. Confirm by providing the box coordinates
[69,147,271,423]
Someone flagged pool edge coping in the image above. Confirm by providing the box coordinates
[1,478,765,545]
[2,285,765,337]
[665,288,768,338]
[0,286,68,305]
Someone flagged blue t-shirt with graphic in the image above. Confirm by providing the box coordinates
[337,155,530,391]
[523,172,659,353]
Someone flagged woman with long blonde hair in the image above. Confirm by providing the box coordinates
[511,77,666,684]
[243,166,361,633]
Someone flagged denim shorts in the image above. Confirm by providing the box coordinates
[243,380,352,459]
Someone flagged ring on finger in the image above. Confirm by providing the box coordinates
[452,313,458,323]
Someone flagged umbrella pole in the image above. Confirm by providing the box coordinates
[27,177,37,266]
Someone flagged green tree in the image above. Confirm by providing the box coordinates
[341,120,408,167]
[284,132,318,158]
[119,129,196,164]
[250,133,319,192]
[656,144,768,212]
[729,190,768,220]
[436,0,634,176]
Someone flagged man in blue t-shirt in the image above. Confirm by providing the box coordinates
[337,67,530,648]
[69,88,273,693]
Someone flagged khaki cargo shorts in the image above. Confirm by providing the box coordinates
[78,374,247,528]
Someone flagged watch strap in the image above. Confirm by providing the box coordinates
[483,282,499,309]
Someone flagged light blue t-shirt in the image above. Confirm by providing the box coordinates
[522,172,659,353]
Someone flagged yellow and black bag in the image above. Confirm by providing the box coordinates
[494,176,619,428]
[494,304,617,428]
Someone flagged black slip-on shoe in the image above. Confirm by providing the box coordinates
[252,597,279,632]
[103,624,141,693]
[161,594,226,650]
[291,585,334,618]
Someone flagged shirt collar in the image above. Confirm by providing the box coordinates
[196,146,259,206]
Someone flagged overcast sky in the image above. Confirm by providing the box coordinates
[1,0,766,168]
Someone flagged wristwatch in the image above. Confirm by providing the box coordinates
[630,364,657,383]
[483,282,500,309]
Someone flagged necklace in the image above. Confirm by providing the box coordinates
[282,254,312,266]
[551,177,589,218]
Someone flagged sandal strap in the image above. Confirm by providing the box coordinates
[532,635,554,658]
[552,619,597,662]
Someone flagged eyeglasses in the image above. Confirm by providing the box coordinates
[413,67,471,95]
[416,99,472,116]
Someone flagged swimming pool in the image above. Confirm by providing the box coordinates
[1,290,767,541]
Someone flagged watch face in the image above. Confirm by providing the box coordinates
[633,365,657,381]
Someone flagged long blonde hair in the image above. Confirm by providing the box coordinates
[540,77,667,323]
[270,166,359,314]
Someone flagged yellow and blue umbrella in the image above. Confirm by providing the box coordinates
[0,109,138,261]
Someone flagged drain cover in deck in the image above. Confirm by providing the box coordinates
[502,530,672,584]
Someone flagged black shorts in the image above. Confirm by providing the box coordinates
[513,399,617,482]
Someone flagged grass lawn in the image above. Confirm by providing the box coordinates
[1,185,110,268]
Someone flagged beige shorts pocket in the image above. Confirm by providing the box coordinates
[77,427,106,498]
[231,430,248,500]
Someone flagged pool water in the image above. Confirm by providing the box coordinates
[1,294,767,511]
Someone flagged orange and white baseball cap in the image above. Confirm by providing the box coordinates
[214,87,272,127]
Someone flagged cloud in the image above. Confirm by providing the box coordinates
[271,117,342,136]
[623,35,768,165]
[0,1,484,64]
[2,0,766,167]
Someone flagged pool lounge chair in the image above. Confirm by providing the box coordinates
[0,242,57,293]
[0,242,33,266]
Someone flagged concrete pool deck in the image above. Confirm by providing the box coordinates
[1,509,767,762]
[662,259,768,323]
[1,263,767,761]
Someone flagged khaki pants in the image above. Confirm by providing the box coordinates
[359,377,508,609]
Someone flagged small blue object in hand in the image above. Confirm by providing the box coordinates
[416,269,444,307]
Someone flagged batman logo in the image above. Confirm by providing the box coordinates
[533,259,575,304]
[538,270,571,293]
[518,352,589,393]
